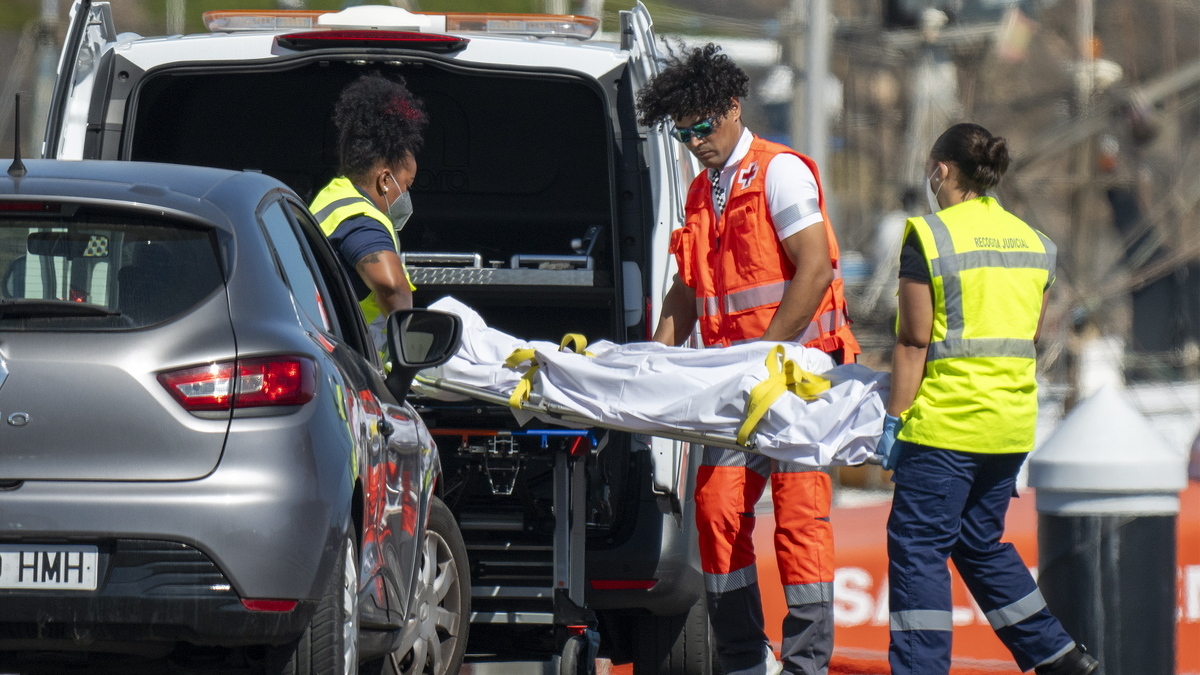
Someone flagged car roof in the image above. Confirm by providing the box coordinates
[111,30,630,80]
[0,159,289,230]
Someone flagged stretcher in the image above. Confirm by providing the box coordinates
[414,298,887,673]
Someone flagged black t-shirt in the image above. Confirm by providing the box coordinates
[898,231,930,283]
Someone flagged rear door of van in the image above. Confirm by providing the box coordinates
[621,3,700,508]
[44,0,116,160]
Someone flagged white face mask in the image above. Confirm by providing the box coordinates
[386,174,413,232]
[926,164,945,213]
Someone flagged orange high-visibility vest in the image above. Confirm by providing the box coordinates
[671,137,859,361]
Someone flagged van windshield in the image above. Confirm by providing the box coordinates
[0,213,222,330]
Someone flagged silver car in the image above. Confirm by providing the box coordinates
[0,157,469,674]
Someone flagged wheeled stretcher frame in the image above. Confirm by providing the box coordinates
[416,374,756,675]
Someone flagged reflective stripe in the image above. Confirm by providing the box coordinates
[1033,228,1058,281]
[1035,642,1077,669]
[697,281,790,318]
[890,610,953,632]
[784,581,833,606]
[928,337,1037,361]
[923,214,965,340]
[704,564,759,593]
[773,460,823,473]
[797,308,845,346]
[773,198,821,231]
[984,589,1048,630]
[923,213,957,261]
[725,280,789,314]
[931,250,1056,277]
[312,195,370,223]
[696,295,721,319]
[702,446,771,477]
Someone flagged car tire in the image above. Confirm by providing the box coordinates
[266,527,359,675]
[631,597,715,675]
[366,497,469,675]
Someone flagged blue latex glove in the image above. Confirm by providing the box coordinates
[877,414,903,470]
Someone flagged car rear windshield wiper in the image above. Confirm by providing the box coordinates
[0,299,122,319]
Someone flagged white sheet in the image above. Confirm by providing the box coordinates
[416,297,889,467]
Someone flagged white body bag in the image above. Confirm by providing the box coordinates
[415,297,889,467]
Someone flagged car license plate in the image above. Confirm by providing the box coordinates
[0,544,99,591]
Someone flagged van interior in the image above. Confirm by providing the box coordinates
[130,59,623,342]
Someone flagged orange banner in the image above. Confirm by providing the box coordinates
[754,482,1200,674]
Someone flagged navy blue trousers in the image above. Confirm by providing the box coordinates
[886,442,1075,674]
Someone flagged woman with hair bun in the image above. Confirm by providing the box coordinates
[873,123,1099,675]
[310,73,427,351]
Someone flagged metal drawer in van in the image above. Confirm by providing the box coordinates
[404,252,595,286]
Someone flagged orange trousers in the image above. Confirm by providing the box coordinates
[694,447,835,675]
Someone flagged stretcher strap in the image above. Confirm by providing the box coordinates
[784,358,830,400]
[735,345,831,446]
[504,348,539,408]
[504,334,594,409]
[559,333,595,357]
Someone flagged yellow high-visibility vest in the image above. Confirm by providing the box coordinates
[310,176,414,328]
[897,197,1056,454]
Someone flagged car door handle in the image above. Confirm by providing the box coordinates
[377,420,394,439]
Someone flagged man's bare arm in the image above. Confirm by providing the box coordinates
[653,275,698,346]
[760,224,834,342]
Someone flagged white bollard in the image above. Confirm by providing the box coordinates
[1029,385,1188,675]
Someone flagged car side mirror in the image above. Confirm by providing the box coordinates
[384,309,463,400]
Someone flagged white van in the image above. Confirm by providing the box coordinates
[46,2,714,672]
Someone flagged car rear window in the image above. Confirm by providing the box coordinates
[0,212,222,330]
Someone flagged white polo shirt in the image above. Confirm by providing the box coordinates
[709,128,824,241]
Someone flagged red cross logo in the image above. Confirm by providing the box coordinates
[738,162,759,190]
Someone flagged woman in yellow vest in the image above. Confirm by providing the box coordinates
[875,123,1098,675]
[310,74,425,351]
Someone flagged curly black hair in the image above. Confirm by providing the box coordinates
[635,43,749,127]
[333,73,428,181]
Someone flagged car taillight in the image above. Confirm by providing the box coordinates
[275,30,467,53]
[158,357,315,412]
[0,201,61,213]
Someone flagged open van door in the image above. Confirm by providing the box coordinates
[44,0,116,160]
[619,2,702,511]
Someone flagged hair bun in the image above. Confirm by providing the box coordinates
[984,136,1009,170]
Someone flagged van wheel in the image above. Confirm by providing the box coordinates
[267,529,359,675]
[559,635,589,675]
[366,497,469,675]
[631,597,715,675]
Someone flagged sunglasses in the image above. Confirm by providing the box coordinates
[670,117,718,143]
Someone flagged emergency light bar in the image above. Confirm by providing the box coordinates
[203,7,600,40]
[276,30,468,54]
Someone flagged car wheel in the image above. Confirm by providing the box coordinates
[267,528,359,675]
[631,597,715,675]
[369,497,469,675]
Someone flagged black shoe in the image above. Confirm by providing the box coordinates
[1035,646,1100,675]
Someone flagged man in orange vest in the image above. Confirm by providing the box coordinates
[638,44,859,675]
